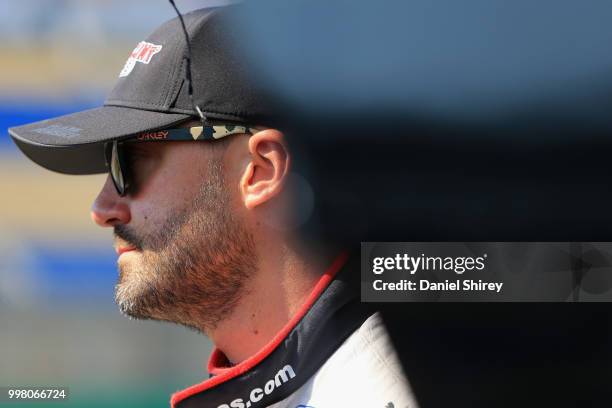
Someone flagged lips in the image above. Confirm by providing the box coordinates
[116,246,137,256]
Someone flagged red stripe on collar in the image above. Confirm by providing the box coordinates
[170,251,349,408]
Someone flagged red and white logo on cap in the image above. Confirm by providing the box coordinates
[119,41,163,77]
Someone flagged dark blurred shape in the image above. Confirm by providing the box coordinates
[228,1,612,121]
[223,0,612,242]
[224,2,612,407]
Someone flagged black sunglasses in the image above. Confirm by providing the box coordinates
[104,123,257,196]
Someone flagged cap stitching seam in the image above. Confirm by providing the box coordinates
[163,15,198,107]
[158,29,180,107]
[164,57,184,108]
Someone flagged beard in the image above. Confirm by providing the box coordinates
[113,160,256,333]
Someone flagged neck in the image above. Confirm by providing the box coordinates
[208,240,332,364]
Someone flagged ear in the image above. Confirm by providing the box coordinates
[240,129,290,209]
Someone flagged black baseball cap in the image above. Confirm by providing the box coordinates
[8,6,274,175]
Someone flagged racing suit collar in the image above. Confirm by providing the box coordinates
[171,251,374,408]
[205,251,348,377]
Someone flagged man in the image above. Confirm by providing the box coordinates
[9,6,416,408]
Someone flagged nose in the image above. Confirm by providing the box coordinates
[91,175,131,227]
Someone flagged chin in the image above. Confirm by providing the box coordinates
[114,270,155,320]
[115,283,144,319]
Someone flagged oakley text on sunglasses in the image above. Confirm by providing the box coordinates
[104,123,257,196]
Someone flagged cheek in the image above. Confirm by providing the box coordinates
[221,137,253,210]
[130,149,208,222]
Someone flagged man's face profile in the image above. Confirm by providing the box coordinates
[91,132,259,334]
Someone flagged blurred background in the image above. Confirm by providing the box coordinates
[0,1,234,407]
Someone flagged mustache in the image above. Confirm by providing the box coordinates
[114,225,144,250]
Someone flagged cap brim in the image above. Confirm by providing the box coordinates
[8,105,191,175]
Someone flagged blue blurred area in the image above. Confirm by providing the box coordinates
[32,244,116,300]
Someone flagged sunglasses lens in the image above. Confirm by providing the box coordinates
[110,142,125,196]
